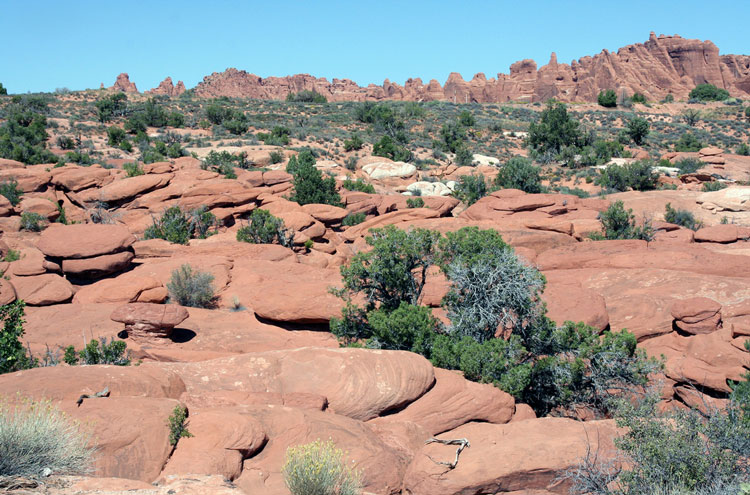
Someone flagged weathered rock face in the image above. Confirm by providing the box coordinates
[190,33,750,103]
[147,76,186,97]
[111,73,138,93]
[111,303,190,342]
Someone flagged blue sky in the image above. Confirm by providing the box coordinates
[2,0,748,94]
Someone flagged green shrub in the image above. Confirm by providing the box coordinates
[597,161,658,192]
[124,114,147,135]
[570,383,750,495]
[597,89,618,108]
[167,111,185,128]
[458,110,476,127]
[106,126,126,146]
[366,302,436,354]
[205,103,233,125]
[77,337,130,365]
[631,93,647,104]
[0,301,34,374]
[737,143,750,156]
[664,203,701,230]
[527,101,582,154]
[201,150,247,178]
[20,212,45,232]
[3,249,20,262]
[343,134,363,152]
[0,83,6,96]
[455,146,474,166]
[0,179,23,206]
[282,439,361,495]
[674,133,704,152]
[0,397,94,477]
[223,116,249,136]
[56,136,75,150]
[95,93,127,122]
[627,117,650,145]
[142,98,168,127]
[123,162,144,177]
[436,122,467,154]
[286,90,327,103]
[236,209,291,246]
[594,200,653,241]
[167,264,216,308]
[144,206,216,244]
[341,212,366,226]
[702,181,727,192]
[0,105,56,164]
[331,225,658,416]
[269,151,284,164]
[406,197,425,208]
[495,156,542,193]
[373,135,411,162]
[689,83,730,102]
[288,151,341,206]
[167,405,192,447]
[663,93,675,103]
[674,157,703,174]
[258,126,291,146]
[341,177,375,194]
[453,174,489,205]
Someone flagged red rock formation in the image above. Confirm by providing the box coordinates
[147,76,186,97]
[111,73,138,93]
[192,33,750,103]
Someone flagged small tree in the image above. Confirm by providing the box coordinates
[236,209,292,246]
[495,157,543,193]
[594,200,653,241]
[626,117,650,145]
[0,83,7,96]
[453,175,488,205]
[527,101,582,154]
[0,179,23,206]
[95,93,127,122]
[167,405,193,447]
[597,90,618,108]
[689,83,730,102]
[0,301,34,374]
[288,150,341,206]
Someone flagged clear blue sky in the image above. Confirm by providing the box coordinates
[2,0,748,94]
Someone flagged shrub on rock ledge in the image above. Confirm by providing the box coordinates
[282,439,361,495]
[167,264,216,308]
[0,397,94,478]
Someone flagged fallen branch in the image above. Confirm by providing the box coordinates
[76,386,110,407]
[424,437,470,469]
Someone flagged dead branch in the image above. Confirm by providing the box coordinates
[424,437,470,469]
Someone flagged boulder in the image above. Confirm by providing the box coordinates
[697,186,750,212]
[0,279,16,305]
[170,347,435,421]
[543,283,610,332]
[371,368,514,435]
[74,275,167,304]
[11,273,74,305]
[61,250,135,278]
[161,409,267,481]
[38,224,136,259]
[671,297,722,335]
[362,160,417,180]
[95,173,173,204]
[694,225,739,243]
[111,303,189,342]
[402,418,617,495]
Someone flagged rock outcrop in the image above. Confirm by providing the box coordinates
[190,33,750,103]
[111,73,138,93]
[147,76,186,97]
